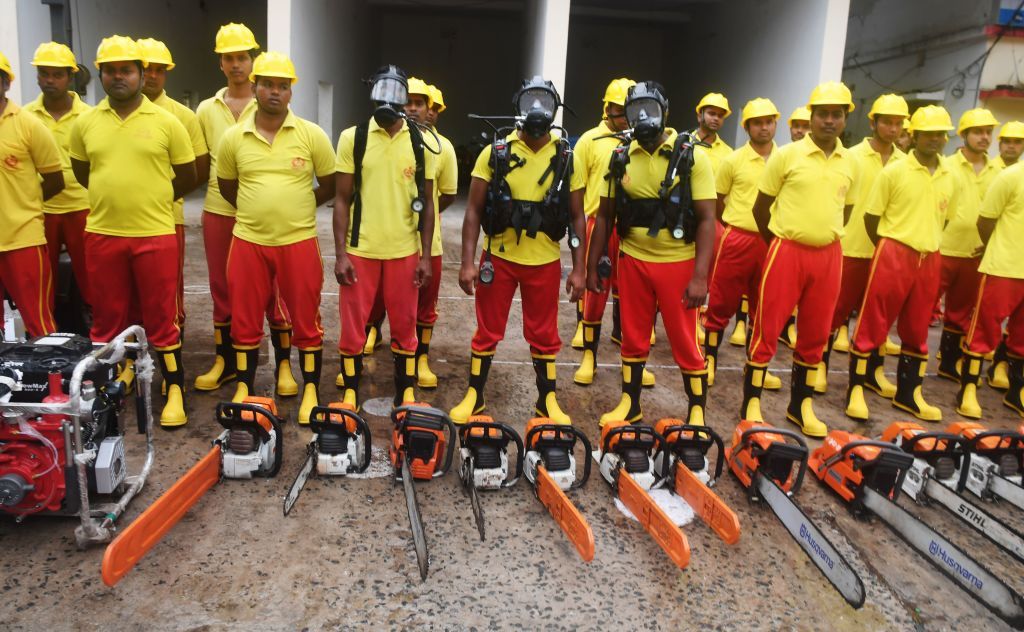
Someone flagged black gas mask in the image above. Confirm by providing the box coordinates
[626,81,669,145]
[514,76,561,139]
[369,64,408,128]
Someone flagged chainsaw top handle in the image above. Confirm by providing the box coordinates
[525,423,592,490]
[215,401,281,440]
[308,404,373,473]
[733,426,809,494]
[459,420,525,488]
[392,404,457,477]
[898,430,972,490]
[966,429,1024,458]
[656,423,725,483]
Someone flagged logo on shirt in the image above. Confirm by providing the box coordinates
[291,157,306,170]
[403,166,415,179]
[3,154,19,170]
[837,185,848,199]
[938,198,949,213]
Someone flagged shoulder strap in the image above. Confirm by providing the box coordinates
[407,122,427,232]
[349,121,369,248]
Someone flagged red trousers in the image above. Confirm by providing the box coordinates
[86,233,179,348]
[831,255,872,331]
[227,236,323,349]
[852,238,940,356]
[175,224,186,327]
[582,216,620,322]
[707,220,726,287]
[965,275,1024,357]
[339,253,419,355]
[937,255,981,333]
[0,245,57,337]
[44,210,90,307]
[367,255,443,326]
[618,254,703,370]
[472,255,561,355]
[203,211,290,328]
[704,226,767,333]
[749,238,841,365]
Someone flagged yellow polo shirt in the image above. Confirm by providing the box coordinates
[716,141,776,232]
[471,131,563,266]
[843,138,905,258]
[217,109,335,246]
[603,129,717,263]
[940,150,1003,258]
[429,130,458,256]
[697,134,732,172]
[863,151,958,254]
[759,133,857,247]
[69,97,195,237]
[197,87,257,216]
[570,121,624,217]
[337,117,437,260]
[979,162,1024,279]
[23,92,91,214]
[152,91,208,225]
[0,101,63,252]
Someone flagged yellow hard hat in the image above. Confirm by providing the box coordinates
[910,105,953,132]
[407,77,433,106]
[0,51,15,80]
[215,22,259,54]
[807,81,855,111]
[249,51,297,84]
[999,121,1024,139]
[740,98,780,126]
[957,108,999,135]
[788,106,810,125]
[94,35,146,69]
[136,38,175,70]
[428,84,446,112]
[696,92,732,117]
[902,118,911,130]
[31,42,77,71]
[603,77,636,107]
[868,93,908,120]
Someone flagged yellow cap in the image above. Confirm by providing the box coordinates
[0,51,14,80]
[31,42,77,71]
[740,98,780,126]
[807,81,855,111]
[788,106,810,125]
[603,78,636,107]
[249,51,297,84]
[407,77,433,107]
[957,108,999,135]
[428,84,446,112]
[910,105,954,132]
[999,121,1024,139]
[94,35,146,69]
[867,93,909,120]
[696,92,731,117]
[135,38,175,70]
[215,23,259,54]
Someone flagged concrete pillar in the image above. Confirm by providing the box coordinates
[1,0,22,103]
[524,0,571,121]
[266,0,292,55]
[818,0,851,82]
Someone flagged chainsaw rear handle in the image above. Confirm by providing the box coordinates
[392,404,456,478]
[899,431,972,491]
[732,427,809,494]
[601,424,666,458]
[966,430,1024,455]
[215,402,280,441]
[821,440,912,470]
[309,405,372,473]
[459,421,525,488]
[657,423,725,483]
[525,423,592,490]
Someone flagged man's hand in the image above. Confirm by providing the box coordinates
[459,261,479,295]
[586,269,604,294]
[566,268,585,303]
[414,256,432,289]
[684,275,708,309]
[334,254,357,286]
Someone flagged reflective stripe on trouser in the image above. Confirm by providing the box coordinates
[965,275,1024,357]
[937,254,981,333]
[202,210,290,327]
[175,224,186,327]
[339,252,419,355]
[704,225,767,333]
[707,220,726,286]
[830,255,871,331]
[749,238,841,366]
[852,238,940,357]
[86,233,179,347]
[471,255,561,356]
[0,245,57,337]
[44,209,91,306]
[618,254,704,371]
[582,215,620,322]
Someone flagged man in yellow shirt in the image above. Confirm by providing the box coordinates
[956,161,1024,419]
[586,81,716,427]
[693,92,732,169]
[69,36,196,426]
[788,107,810,142]
[896,118,912,153]
[0,50,64,337]
[845,106,959,423]
[995,121,1024,168]
[194,23,296,397]
[24,43,91,311]
[450,76,585,424]
[217,52,335,423]
[746,82,858,437]
[334,65,436,409]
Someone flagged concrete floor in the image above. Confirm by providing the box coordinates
[2,193,1024,630]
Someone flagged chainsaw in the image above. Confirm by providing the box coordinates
[283,402,373,516]
[522,418,595,562]
[726,420,865,608]
[880,421,1024,564]
[810,429,1024,627]
[457,416,523,541]
[597,421,690,569]
[652,419,741,545]
[389,403,455,581]
[101,398,284,587]
[947,421,1023,510]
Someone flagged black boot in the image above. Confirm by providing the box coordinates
[814,331,835,395]
[1004,355,1024,418]
[393,351,416,407]
[893,353,942,421]
[845,351,870,421]
[194,322,236,390]
[336,353,363,410]
[786,361,827,437]
[232,347,260,403]
[158,346,187,428]
[705,329,722,387]
[363,317,384,356]
[610,292,622,345]
[270,326,298,397]
[415,323,438,388]
[988,336,1010,390]
[532,354,570,424]
[682,370,708,426]
[450,351,493,423]
[740,362,766,422]
[864,348,897,398]
[600,358,645,426]
[937,327,963,382]
[956,352,984,419]
[574,322,601,386]
[298,348,322,424]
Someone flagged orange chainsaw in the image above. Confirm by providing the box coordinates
[811,429,1024,627]
[726,420,865,608]
[947,421,1023,510]
[597,421,690,569]
[389,404,455,581]
[522,418,595,562]
[457,416,524,541]
[101,398,284,587]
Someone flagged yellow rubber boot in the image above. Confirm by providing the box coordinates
[813,331,835,395]
[571,301,585,350]
[778,313,797,349]
[362,320,383,356]
[704,330,721,387]
[955,353,983,419]
[415,323,438,388]
[336,353,362,409]
[651,326,658,346]
[865,349,897,399]
[833,324,850,353]
[683,371,708,426]
[157,347,187,428]
[573,322,601,386]
[988,339,1010,390]
[786,362,827,438]
[740,363,766,422]
[764,371,782,391]
[195,322,236,390]
[1003,356,1024,417]
[845,351,870,421]
[532,354,571,424]
[393,351,417,407]
[728,297,748,347]
[296,348,322,425]
[271,327,298,397]
[298,383,318,425]
[642,368,656,387]
[884,336,901,356]
[450,351,492,424]
[115,359,136,395]
[600,359,645,427]
[892,353,942,422]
